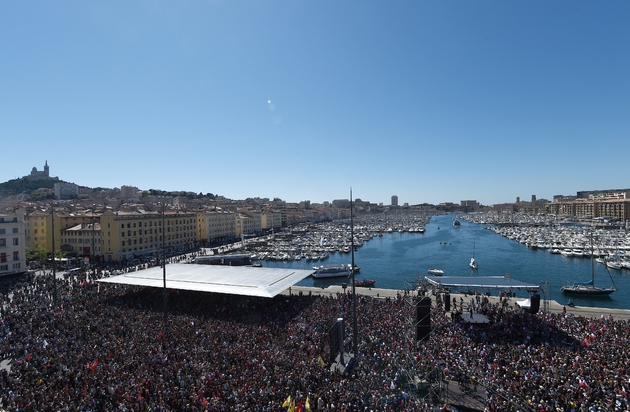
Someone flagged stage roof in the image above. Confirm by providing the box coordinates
[97,264,315,298]
[424,276,539,291]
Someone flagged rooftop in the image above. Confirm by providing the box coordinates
[97,263,315,298]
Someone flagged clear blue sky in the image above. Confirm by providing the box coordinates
[1,1,628,206]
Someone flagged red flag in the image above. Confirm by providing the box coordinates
[25,353,31,362]
[296,399,303,412]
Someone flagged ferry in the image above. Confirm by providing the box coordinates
[312,264,352,279]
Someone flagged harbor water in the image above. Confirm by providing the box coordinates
[263,214,630,310]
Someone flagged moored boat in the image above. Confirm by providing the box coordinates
[312,264,352,279]
[427,267,444,276]
[561,234,617,296]
[354,279,375,287]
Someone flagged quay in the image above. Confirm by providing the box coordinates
[284,285,630,319]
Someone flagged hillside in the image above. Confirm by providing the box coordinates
[0,177,61,200]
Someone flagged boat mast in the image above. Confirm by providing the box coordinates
[590,232,595,285]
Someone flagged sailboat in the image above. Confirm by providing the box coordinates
[469,240,478,269]
[561,234,617,296]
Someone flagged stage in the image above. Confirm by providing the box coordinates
[459,312,490,324]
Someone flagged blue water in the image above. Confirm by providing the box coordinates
[263,214,630,310]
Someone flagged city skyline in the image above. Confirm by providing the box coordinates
[2,2,628,206]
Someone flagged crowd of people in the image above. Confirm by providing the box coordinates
[1,265,629,411]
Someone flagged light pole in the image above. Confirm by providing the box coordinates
[91,213,95,267]
[162,203,167,332]
[350,189,358,360]
[51,203,57,306]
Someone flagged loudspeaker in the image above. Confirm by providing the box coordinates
[416,297,431,326]
[530,294,540,314]
[416,325,431,341]
[444,293,450,312]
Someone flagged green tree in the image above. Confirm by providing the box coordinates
[26,245,49,268]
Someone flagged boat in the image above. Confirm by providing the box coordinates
[453,219,461,227]
[354,279,375,287]
[470,241,478,269]
[561,235,617,296]
[312,264,352,279]
[427,267,444,276]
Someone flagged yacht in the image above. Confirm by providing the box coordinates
[312,264,352,279]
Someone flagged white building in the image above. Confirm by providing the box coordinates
[120,185,140,200]
[0,210,27,276]
[54,182,79,199]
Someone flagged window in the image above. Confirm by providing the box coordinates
[13,251,19,261]
[0,253,5,263]
[12,263,21,270]
[0,265,7,271]
[13,228,18,233]
[0,238,5,247]
[0,229,4,234]
[13,238,18,246]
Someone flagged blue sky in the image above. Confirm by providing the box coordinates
[1,1,628,206]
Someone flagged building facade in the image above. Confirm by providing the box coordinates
[206,210,236,244]
[100,209,197,262]
[0,210,26,276]
[60,223,102,259]
[24,209,49,252]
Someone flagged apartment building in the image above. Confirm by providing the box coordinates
[206,210,236,244]
[0,210,26,276]
[100,209,197,262]
[60,223,102,258]
[24,209,49,252]
[547,198,630,222]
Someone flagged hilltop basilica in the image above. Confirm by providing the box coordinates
[26,161,58,181]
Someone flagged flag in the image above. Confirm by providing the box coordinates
[305,396,311,411]
[282,395,291,408]
[318,355,325,367]
[296,399,303,412]
[287,399,295,412]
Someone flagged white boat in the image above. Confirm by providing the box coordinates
[427,267,444,276]
[606,259,622,270]
[312,264,352,279]
[470,241,478,269]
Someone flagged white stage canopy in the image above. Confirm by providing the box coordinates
[424,276,539,291]
[97,263,315,298]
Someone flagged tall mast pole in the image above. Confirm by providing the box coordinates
[51,203,57,305]
[162,203,167,332]
[351,188,358,359]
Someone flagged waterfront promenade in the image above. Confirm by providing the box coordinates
[285,285,630,320]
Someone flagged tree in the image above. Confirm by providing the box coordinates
[26,245,49,268]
